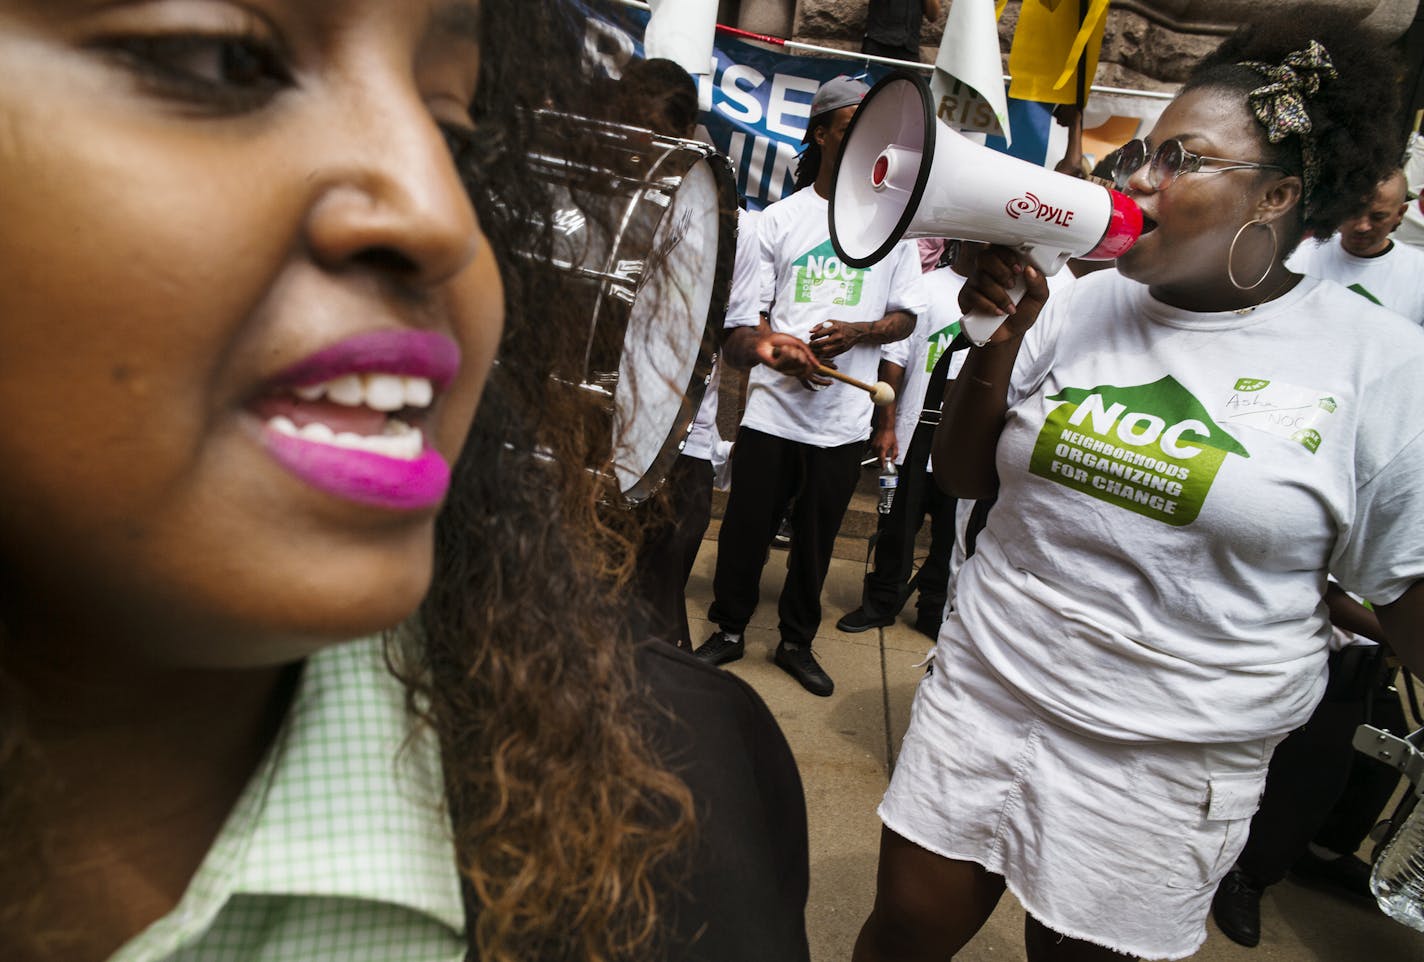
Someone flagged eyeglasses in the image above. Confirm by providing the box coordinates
[1112,138,1288,192]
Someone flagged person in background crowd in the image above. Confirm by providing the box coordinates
[1212,167,1424,947]
[693,76,924,697]
[0,3,812,961]
[615,59,821,651]
[618,57,709,650]
[1393,130,1424,250]
[633,202,820,649]
[837,239,971,641]
[861,0,942,64]
[839,242,1080,642]
[614,56,700,137]
[1288,167,1424,323]
[1211,584,1410,947]
[853,14,1424,962]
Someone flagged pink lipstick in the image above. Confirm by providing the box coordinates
[262,432,452,511]
[254,330,462,511]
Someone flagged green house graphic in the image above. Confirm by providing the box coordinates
[1346,283,1383,306]
[926,320,962,372]
[793,239,865,306]
[1029,375,1250,526]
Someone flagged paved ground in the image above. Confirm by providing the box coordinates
[680,528,1424,962]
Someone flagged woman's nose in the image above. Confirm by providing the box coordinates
[1124,160,1157,196]
[301,90,480,288]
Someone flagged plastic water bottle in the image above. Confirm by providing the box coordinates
[877,461,897,515]
[1371,799,1424,932]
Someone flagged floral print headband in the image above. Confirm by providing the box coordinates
[1236,40,1338,219]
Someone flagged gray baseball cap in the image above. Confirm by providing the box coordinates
[802,75,869,142]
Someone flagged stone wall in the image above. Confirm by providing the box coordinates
[775,0,1418,92]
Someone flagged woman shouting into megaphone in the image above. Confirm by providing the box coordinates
[855,10,1424,962]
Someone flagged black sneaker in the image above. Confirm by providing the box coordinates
[693,630,744,667]
[835,607,894,633]
[773,642,834,697]
[1289,850,1375,902]
[1212,866,1263,948]
[913,614,941,640]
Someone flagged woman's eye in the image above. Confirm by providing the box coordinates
[104,34,293,113]
[440,121,500,171]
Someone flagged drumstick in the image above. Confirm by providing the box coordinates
[814,364,896,406]
[770,345,896,406]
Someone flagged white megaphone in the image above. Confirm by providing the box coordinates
[830,72,1142,346]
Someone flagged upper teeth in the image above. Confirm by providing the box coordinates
[294,374,434,411]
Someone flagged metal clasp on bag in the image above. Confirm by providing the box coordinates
[1354,725,1424,797]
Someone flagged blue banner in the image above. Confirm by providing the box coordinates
[986,98,1055,166]
[699,40,898,209]
[581,4,1042,210]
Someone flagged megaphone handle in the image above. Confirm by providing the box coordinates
[960,273,1028,348]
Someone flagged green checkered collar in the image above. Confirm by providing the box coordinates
[109,637,465,960]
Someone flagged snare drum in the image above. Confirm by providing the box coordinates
[527,112,737,504]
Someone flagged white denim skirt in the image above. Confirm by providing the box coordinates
[880,640,1278,960]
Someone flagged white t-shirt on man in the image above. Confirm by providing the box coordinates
[740,188,926,448]
[892,266,969,466]
[1288,237,1424,325]
[685,208,763,460]
[948,271,1424,745]
[1395,132,1424,251]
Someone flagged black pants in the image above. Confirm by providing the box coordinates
[632,454,715,650]
[861,422,957,624]
[1235,653,1407,885]
[708,428,862,648]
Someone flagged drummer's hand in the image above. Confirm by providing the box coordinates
[869,423,898,466]
[808,320,862,359]
[796,356,834,391]
[957,245,1051,344]
[758,332,818,378]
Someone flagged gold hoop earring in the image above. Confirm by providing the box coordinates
[1227,219,1277,291]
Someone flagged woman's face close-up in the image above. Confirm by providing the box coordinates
[0,0,501,667]
[1114,86,1282,301]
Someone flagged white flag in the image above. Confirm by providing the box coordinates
[645,0,718,77]
[931,0,1011,145]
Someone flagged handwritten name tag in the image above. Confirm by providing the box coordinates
[1216,377,1338,454]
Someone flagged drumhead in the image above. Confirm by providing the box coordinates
[609,157,719,498]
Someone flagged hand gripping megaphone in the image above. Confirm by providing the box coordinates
[829,72,1142,346]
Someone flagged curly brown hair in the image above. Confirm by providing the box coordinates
[401,2,697,960]
[0,666,49,954]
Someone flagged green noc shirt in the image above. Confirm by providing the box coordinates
[109,637,466,962]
